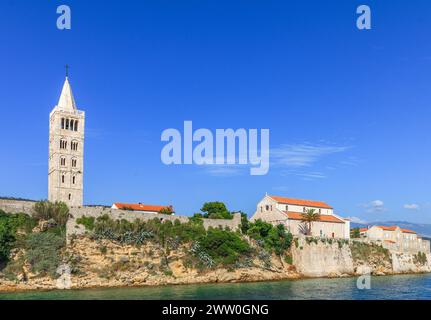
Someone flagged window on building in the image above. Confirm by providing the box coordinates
[71,141,78,151]
[286,205,289,211]
[72,176,76,184]
[60,139,67,149]
[265,205,269,211]
[332,232,335,238]
[66,119,69,130]
[61,118,65,129]
[68,193,71,200]
[70,120,74,131]
[61,175,65,183]
[319,209,321,214]
[72,159,77,168]
[74,121,78,131]
[303,207,306,213]
[60,157,66,166]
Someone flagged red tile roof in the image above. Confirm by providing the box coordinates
[360,226,417,234]
[400,228,416,234]
[270,195,333,209]
[284,211,344,224]
[113,203,173,212]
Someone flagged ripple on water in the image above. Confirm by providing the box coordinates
[1,274,431,300]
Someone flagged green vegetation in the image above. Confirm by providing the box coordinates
[200,202,233,219]
[76,215,95,231]
[158,207,174,215]
[414,251,427,265]
[0,202,68,279]
[0,210,37,264]
[78,214,293,269]
[300,209,321,236]
[33,200,69,226]
[351,228,361,238]
[246,219,293,255]
[239,212,249,234]
[24,232,65,277]
[197,228,251,266]
[284,254,293,264]
[350,241,391,265]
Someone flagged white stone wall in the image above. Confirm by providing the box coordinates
[286,219,347,239]
[275,202,333,215]
[0,199,35,214]
[67,207,242,240]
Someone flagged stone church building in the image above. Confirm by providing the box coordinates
[48,76,85,207]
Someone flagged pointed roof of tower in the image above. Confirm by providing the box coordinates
[56,77,77,111]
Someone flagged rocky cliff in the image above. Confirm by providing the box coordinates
[1,236,430,292]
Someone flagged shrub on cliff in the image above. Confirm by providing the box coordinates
[197,227,252,266]
[24,232,65,278]
[33,201,70,227]
[76,215,95,231]
[0,210,37,264]
[247,219,293,255]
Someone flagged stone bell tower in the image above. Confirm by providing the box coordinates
[48,70,85,207]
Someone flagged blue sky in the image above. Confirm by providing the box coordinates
[1,0,430,223]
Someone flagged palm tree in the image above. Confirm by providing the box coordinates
[300,209,321,236]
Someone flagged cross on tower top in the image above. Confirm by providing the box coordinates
[65,64,69,78]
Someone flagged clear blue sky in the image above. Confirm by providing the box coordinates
[1,0,430,223]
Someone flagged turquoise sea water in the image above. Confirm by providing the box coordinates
[1,274,431,300]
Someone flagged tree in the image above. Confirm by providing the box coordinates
[0,219,14,263]
[200,202,232,219]
[351,228,360,238]
[247,219,293,255]
[159,206,174,215]
[300,209,321,236]
[239,211,249,234]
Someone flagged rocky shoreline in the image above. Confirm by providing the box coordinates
[1,236,430,293]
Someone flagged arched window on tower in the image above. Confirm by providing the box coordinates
[70,120,74,131]
[74,120,78,131]
[61,118,65,129]
[61,175,65,183]
[71,158,77,168]
[60,139,67,150]
[60,157,66,166]
[66,119,69,130]
[71,141,78,151]
[72,176,76,185]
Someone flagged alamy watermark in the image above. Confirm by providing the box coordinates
[56,264,72,289]
[57,5,71,30]
[161,121,270,175]
[356,266,371,290]
[356,5,372,30]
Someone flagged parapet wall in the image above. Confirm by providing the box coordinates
[0,199,36,215]
[67,206,242,239]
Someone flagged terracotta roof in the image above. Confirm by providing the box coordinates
[270,195,332,209]
[363,225,417,234]
[401,228,416,234]
[284,211,344,224]
[384,240,396,244]
[359,228,368,232]
[113,203,173,212]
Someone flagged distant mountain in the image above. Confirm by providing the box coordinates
[351,221,431,239]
